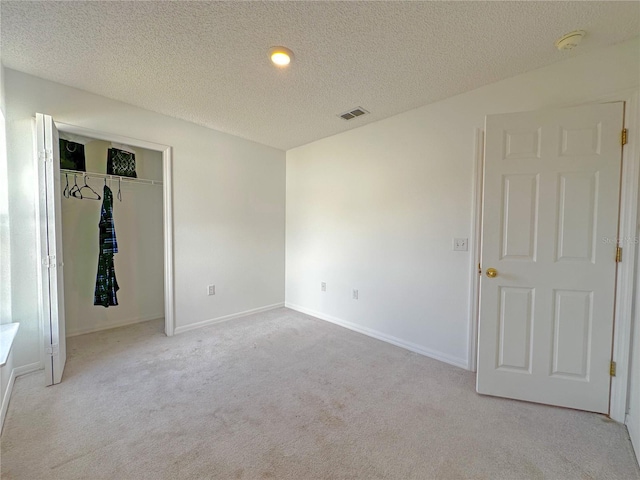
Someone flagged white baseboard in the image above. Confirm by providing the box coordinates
[285,303,469,370]
[1,361,41,434]
[13,362,42,377]
[174,303,285,335]
[66,314,165,337]
[1,367,16,434]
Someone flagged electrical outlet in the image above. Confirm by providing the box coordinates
[207,284,216,296]
[453,238,468,251]
[352,289,359,300]
[321,282,326,292]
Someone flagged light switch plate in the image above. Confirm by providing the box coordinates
[453,238,468,251]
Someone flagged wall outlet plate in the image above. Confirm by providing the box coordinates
[453,238,468,251]
[352,289,359,300]
[321,282,326,292]
[207,284,215,296]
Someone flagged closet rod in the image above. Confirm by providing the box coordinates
[61,169,163,186]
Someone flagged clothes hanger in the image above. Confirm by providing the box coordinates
[63,173,70,198]
[104,176,114,193]
[117,177,122,202]
[70,174,82,199]
[78,175,101,200]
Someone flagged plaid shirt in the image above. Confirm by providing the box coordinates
[94,185,119,307]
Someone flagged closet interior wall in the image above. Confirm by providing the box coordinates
[61,140,164,336]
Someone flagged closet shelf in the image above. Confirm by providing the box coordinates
[61,169,163,186]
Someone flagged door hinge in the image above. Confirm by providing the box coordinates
[616,246,622,263]
[45,344,59,356]
[42,255,56,269]
[610,361,617,377]
[621,128,628,146]
[39,149,53,162]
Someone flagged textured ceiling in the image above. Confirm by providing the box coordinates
[1,1,639,150]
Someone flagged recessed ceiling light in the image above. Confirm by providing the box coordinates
[270,46,294,67]
[555,30,586,51]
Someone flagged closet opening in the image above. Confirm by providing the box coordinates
[36,114,174,386]
[61,135,165,336]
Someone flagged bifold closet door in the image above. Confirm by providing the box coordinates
[36,113,67,385]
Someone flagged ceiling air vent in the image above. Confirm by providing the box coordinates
[338,107,369,121]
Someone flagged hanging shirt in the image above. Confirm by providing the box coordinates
[94,185,119,307]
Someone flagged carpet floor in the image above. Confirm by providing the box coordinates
[1,308,638,479]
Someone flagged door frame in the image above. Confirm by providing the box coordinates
[468,90,640,423]
[466,127,484,375]
[36,120,176,341]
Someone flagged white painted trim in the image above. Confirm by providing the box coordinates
[1,360,44,432]
[467,128,484,372]
[55,123,170,152]
[35,114,54,385]
[0,323,19,367]
[13,362,43,377]
[162,147,175,336]
[0,367,16,434]
[54,121,176,339]
[174,303,285,335]
[66,314,164,337]
[32,117,47,372]
[286,303,468,370]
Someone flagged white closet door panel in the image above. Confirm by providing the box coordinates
[37,113,67,385]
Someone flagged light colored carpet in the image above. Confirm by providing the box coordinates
[1,308,638,480]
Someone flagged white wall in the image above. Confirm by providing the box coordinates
[628,294,640,459]
[627,181,640,456]
[0,63,15,433]
[6,70,285,369]
[0,64,10,324]
[61,141,164,336]
[286,38,640,369]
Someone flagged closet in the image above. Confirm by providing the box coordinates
[36,113,172,386]
[60,136,164,337]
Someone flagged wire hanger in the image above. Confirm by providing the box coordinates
[117,177,122,202]
[78,175,101,200]
[70,174,82,199]
[63,173,70,198]
[104,176,113,196]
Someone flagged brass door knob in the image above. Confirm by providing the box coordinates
[486,268,498,278]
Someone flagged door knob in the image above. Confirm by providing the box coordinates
[486,268,498,278]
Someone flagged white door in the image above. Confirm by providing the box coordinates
[477,103,624,413]
[36,113,67,385]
